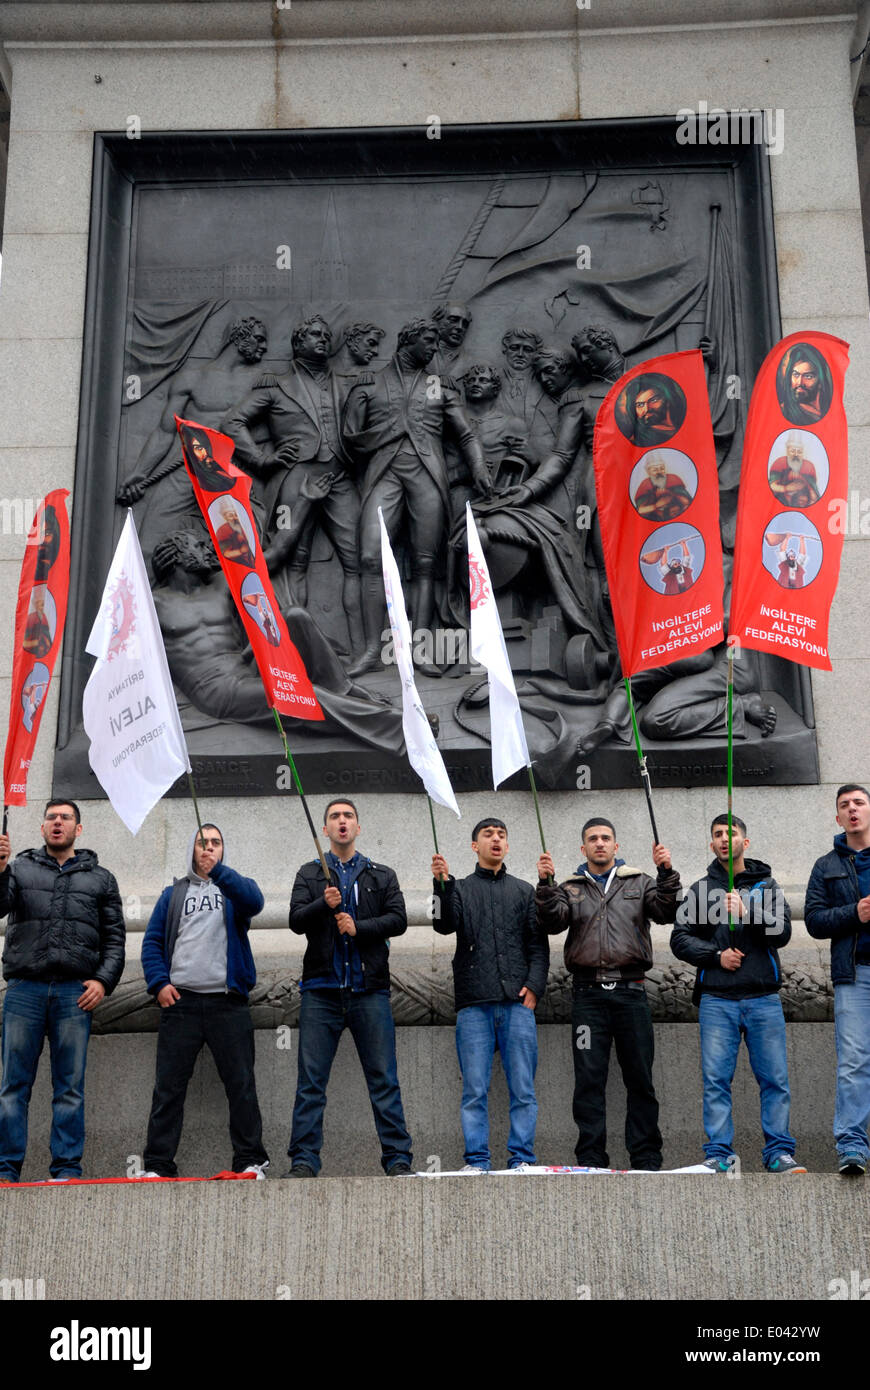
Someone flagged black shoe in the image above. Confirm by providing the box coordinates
[387,1162,413,1176]
[283,1164,317,1179]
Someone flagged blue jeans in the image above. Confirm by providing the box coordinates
[0,979,92,1179]
[833,965,870,1158]
[289,988,412,1174]
[698,992,794,1167]
[455,1001,538,1168]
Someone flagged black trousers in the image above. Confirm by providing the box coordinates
[144,991,268,1176]
[570,983,662,1169]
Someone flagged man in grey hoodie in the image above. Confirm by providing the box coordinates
[139,824,269,1178]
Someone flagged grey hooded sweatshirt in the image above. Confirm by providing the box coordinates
[169,826,228,993]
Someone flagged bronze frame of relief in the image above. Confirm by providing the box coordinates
[55,120,816,799]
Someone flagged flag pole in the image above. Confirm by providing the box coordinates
[726,644,736,932]
[624,676,660,844]
[272,708,333,883]
[428,794,445,890]
[2,807,7,836]
[186,772,206,851]
[526,762,553,884]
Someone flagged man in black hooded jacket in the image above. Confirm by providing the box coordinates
[670,814,805,1174]
[0,800,125,1181]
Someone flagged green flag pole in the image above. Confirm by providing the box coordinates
[624,676,660,844]
[726,644,736,932]
[272,708,333,884]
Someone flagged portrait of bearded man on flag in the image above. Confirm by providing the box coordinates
[614,372,687,448]
[776,341,834,426]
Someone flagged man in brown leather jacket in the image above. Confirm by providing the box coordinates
[536,818,680,1170]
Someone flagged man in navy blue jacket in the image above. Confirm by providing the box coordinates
[806,784,870,1175]
[139,824,269,1178]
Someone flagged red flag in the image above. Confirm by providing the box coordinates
[175,418,323,721]
[729,332,849,671]
[593,351,725,676]
[3,490,71,807]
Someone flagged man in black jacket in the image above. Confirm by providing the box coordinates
[286,799,413,1177]
[537,819,679,1170]
[0,801,125,1181]
[671,814,804,1174]
[432,818,549,1172]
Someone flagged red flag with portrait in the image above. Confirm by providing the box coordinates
[175,417,323,720]
[3,490,71,807]
[729,332,849,671]
[593,350,725,677]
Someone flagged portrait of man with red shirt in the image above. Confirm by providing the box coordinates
[22,586,54,659]
[211,496,256,567]
[768,432,823,509]
[632,451,695,522]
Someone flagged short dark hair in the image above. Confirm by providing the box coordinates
[323,798,359,824]
[836,783,870,807]
[472,817,507,841]
[44,799,81,825]
[711,814,747,837]
[581,818,615,839]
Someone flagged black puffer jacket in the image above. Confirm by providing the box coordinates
[0,847,125,992]
[289,857,406,990]
[433,864,549,1011]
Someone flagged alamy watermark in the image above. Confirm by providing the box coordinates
[675,103,784,157]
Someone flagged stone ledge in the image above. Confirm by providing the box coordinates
[0,1173,864,1300]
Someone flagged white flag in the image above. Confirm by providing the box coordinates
[466,502,530,787]
[379,509,459,817]
[83,511,190,834]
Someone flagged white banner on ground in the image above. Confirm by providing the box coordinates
[83,511,190,834]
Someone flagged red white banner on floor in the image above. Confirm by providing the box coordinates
[593,351,724,677]
[3,490,71,807]
[176,416,323,721]
[729,332,850,671]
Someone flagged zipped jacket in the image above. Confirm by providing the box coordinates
[289,857,406,990]
[433,864,549,1011]
[670,857,790,1004]
[806,833,866,984]
[0,846,125,992]
[535,862,681,981]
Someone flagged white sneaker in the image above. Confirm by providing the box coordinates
[47,1177,73,1183]
[508,1162,536,1173]
[241,1163,269,1180]
[459,1164,488,1174]
[133,1171,161,1179]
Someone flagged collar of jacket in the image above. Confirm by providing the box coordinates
[473,863,507,881]
[564,865,643,883]
[706,856,771,887]
[26,846,95,872]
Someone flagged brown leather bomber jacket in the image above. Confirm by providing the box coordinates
[535,865,681,982]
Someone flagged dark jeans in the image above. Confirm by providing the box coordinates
[0,979,92,1180]
[144,990,268,1177]
[571,983,662,1169]
[289,988,412,1174]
